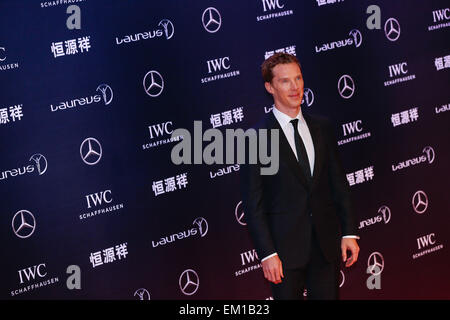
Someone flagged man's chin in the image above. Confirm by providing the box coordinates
[288,100,302,108]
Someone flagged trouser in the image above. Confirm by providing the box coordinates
[270,227,340,300]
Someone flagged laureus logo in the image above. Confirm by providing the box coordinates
[151,217,209,248]
[158,19,175,40]
[96,84,113,105]
[29,154,48,175]
[134,288,150,300]
[349,29,363,47]
[115,19,175,45]
[1,153,47,182]
[422,146,435,164]
[192,217,208,237]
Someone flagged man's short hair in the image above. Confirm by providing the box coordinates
[261,53,301,83]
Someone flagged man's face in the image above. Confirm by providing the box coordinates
[265,62,304,112]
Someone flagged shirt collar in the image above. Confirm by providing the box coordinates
[272,105,305,129]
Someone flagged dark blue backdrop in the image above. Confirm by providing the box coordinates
[1,0,449,299]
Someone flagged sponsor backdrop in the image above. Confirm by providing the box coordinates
[1,0,449,300]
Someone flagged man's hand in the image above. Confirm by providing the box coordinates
[341,238,360,267]
[261,254,284,284]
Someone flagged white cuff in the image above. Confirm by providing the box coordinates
[342,235,360,240]
[261,252,278,262]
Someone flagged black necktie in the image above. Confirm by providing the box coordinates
[290,119,312,179]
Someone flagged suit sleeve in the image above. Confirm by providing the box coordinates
[240,154,276,260]
[324,120,358,237]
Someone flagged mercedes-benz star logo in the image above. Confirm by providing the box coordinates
[412,190,428,214]
[12,210,36,239]
[378,205,391,224]
[235,201,246,226]
[134,288,151,300]
[301,88,314,107]
[96,84,114,105]
[80,137,102,165]
[29,153,48,175]
[384,18,401,42]
[143,70,164,97]
[338,74,355,99]
[179,269,199,296]
[202,7,221,33]
[192,217,209,237]
[367,252,384,276]
[158,19,175,40]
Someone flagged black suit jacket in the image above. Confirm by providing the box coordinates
[240,111,358,269]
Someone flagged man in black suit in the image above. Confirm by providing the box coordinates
[240,53,360,300]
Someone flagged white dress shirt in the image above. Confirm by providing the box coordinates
[272,105,315,174]
[261,107,359,262]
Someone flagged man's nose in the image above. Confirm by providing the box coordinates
[290,80,299,90]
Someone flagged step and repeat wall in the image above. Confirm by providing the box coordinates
[1,0,449,300]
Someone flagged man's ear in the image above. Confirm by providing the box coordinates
[264,81,274,95]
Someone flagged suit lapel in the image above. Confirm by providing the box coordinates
[266,112,311,189]
[303,113,324,190]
